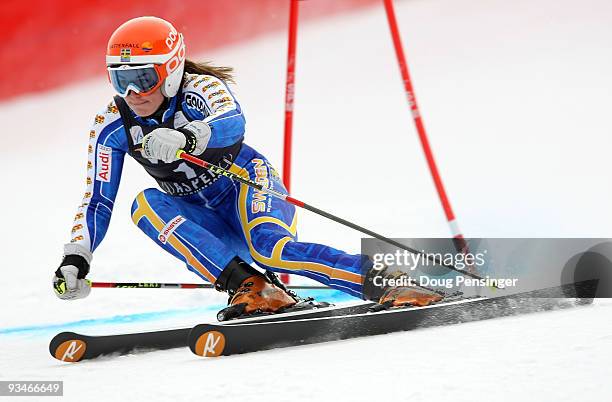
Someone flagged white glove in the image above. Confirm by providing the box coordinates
[142,122,211,163]
[181,121,211,155]
[53,243,92,301]
[53,265,91,300]
[142,128,186,163]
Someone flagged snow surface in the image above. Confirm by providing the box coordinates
[1,0,611,401]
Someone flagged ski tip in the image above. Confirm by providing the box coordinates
[190,327,226,357]
[49,333,87,363]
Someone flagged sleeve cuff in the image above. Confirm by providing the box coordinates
[63,243,93,265]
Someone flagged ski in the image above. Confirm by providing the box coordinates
[49,328,190,363]
[49,301,375,362]
[49,280,596,362]
[188,281,597,357]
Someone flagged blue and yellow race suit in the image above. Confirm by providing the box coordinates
[68,73,367,298]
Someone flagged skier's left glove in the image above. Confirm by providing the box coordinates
[141,121,211,163]
[53,244,92,301]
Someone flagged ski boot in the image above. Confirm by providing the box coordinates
[363,265,443,311]
[215,258,331,321]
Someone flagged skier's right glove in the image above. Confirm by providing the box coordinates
[53,244,92,301]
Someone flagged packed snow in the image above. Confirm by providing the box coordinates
[1,0,611,401]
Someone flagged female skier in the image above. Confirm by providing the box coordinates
[52,16,440,319]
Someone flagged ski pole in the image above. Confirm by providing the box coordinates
[176,151,495,285]
[91,282,331,290]
[92,281,444,296]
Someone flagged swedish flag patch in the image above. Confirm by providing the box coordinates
[120,48,131,62]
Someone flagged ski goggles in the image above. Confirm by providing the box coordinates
[107,64,164,97]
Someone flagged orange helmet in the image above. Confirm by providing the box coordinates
[106,16,186,98]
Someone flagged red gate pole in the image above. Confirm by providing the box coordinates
[282,0,299,194]
[382,0,467,251]
[280,0,301,283]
